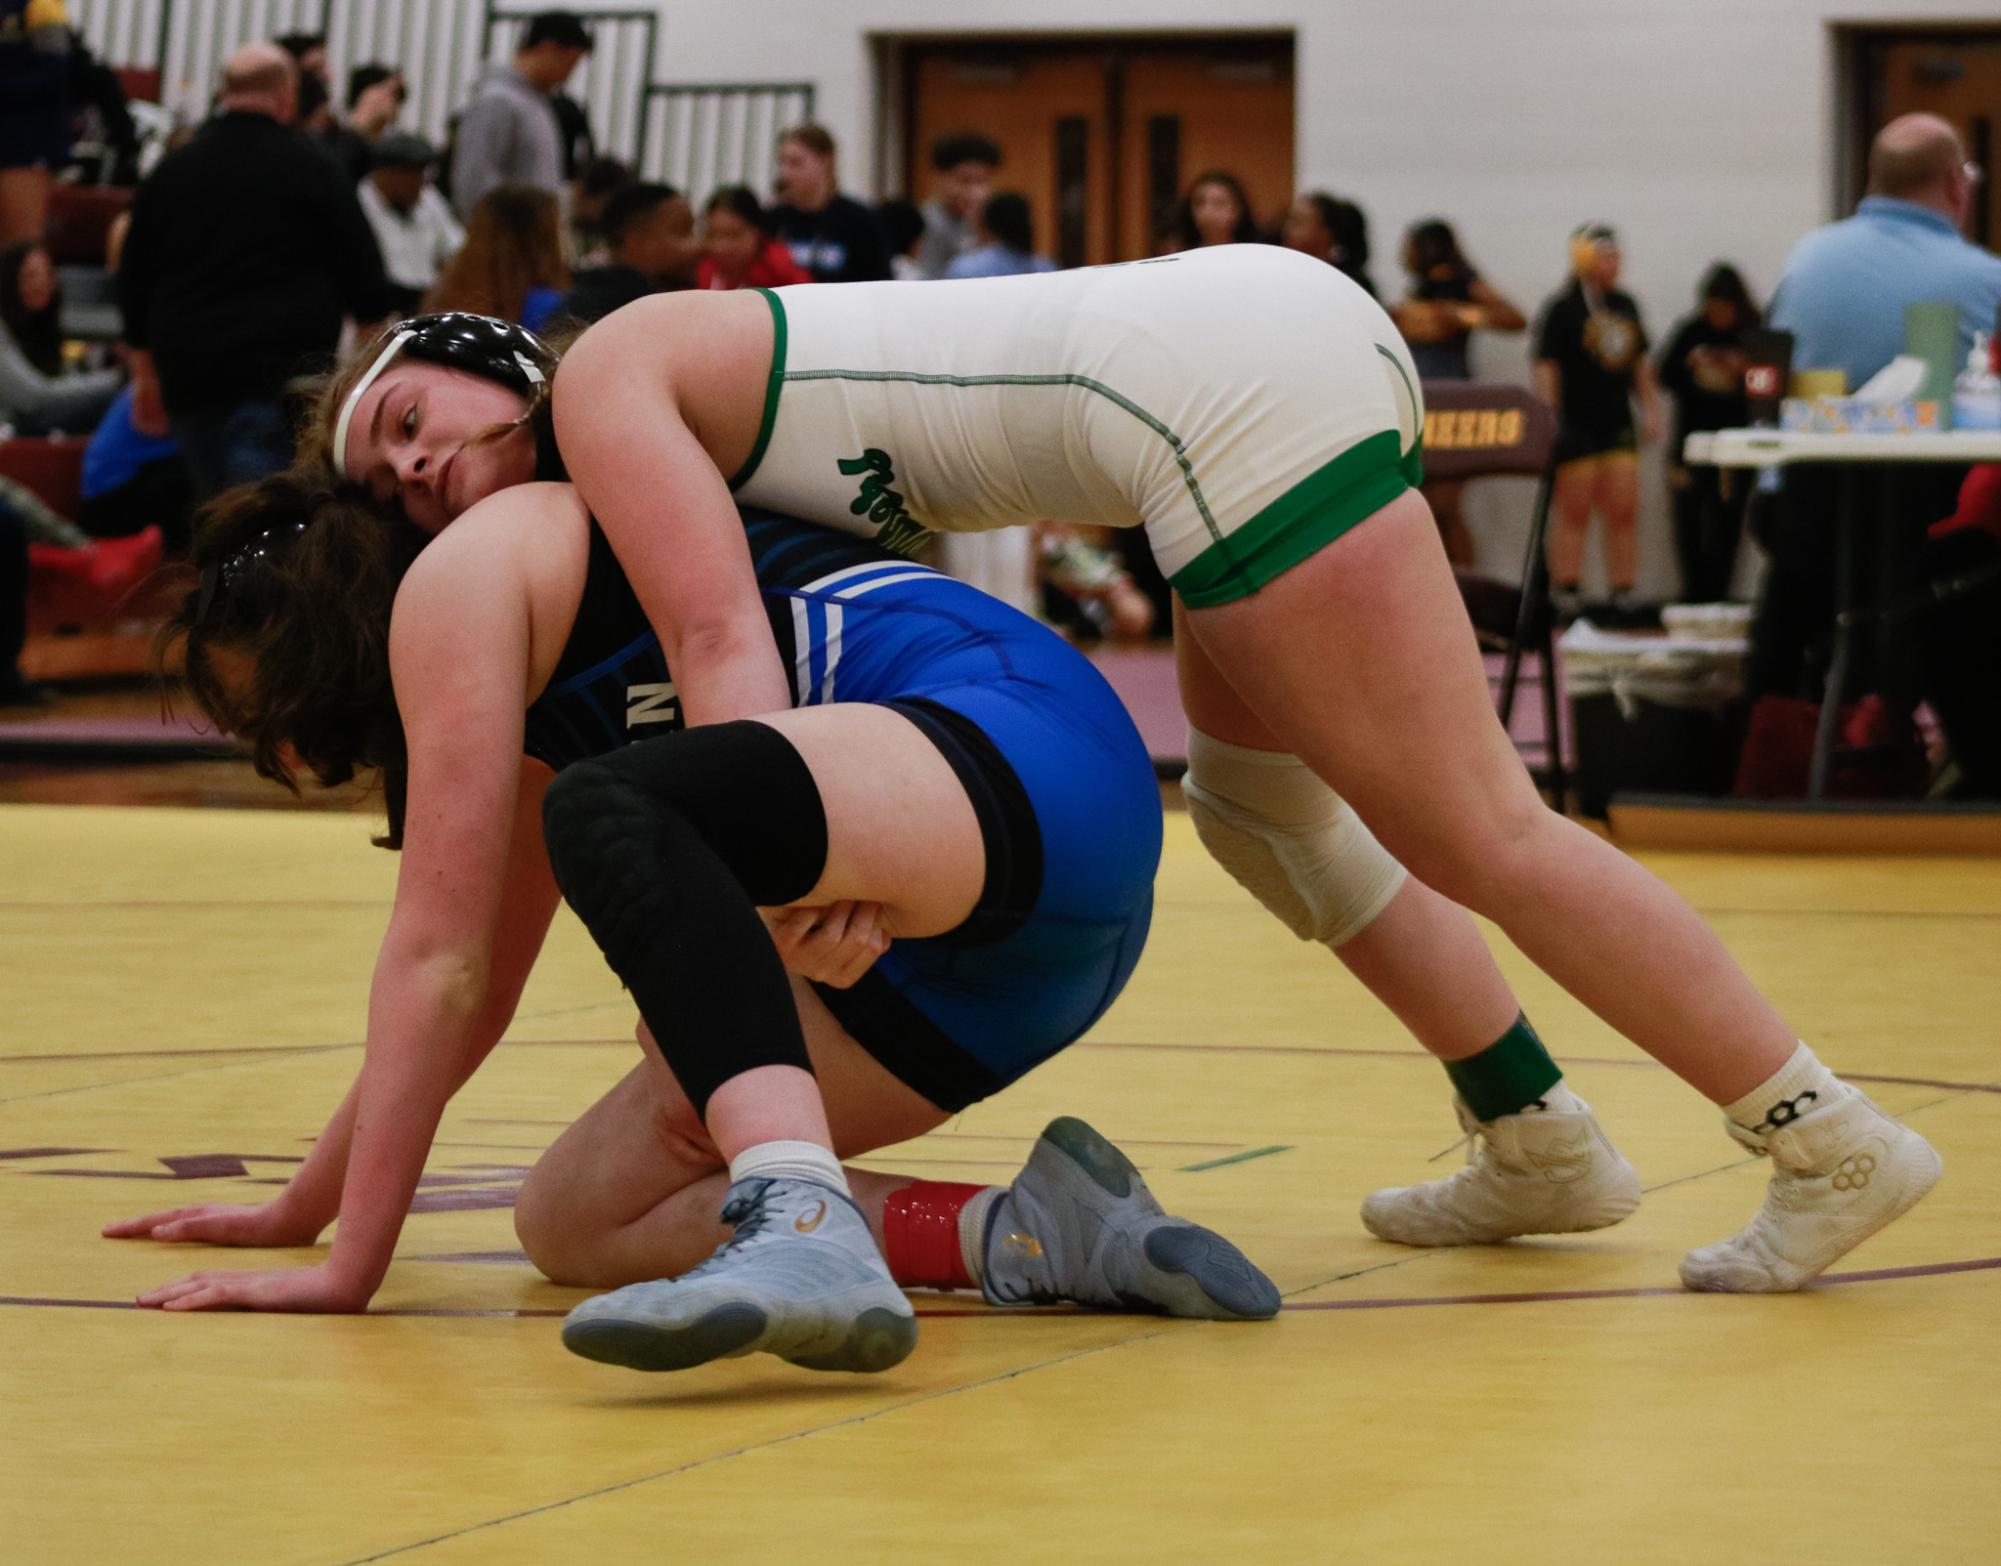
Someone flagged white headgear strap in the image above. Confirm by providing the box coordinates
[331,329,415,478]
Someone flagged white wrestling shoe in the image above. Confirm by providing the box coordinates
[562,1176,917,1373]
[980,1118,1281,1320]
[1361,1095,1642,1246]
[1680,1092,1942,1293]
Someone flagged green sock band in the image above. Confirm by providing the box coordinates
[1443,1015,1564,1122]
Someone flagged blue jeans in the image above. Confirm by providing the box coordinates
[170,400,293,499]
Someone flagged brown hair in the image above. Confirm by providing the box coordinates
[157,470,428,846]
[424,185,569,325]
[778,122,836,162]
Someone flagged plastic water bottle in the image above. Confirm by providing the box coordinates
[1953,331,2001,431]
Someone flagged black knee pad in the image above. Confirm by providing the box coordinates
[542,720,829,908]
[539,722,832,1120]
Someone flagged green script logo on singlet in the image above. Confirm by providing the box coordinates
[836,448,932,557]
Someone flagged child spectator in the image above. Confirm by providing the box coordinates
[696,185,810,291]
[1394,219,1525,380]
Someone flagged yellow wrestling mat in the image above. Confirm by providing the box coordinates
[3,803,1997,1563]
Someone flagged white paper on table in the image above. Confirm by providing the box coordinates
[1853,355,1928,401]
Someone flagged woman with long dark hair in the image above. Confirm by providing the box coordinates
[0,240,122,434]
[1169,170,1260,251]
[1658,262,1762,601]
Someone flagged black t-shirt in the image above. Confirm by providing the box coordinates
[768,194,891,284]
[1658,313,1751,448]
[1535,284,1648,439]
[559,264,664,326]
[118,113,395,412]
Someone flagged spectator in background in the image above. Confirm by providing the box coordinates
[119,43,394,495]
[1169,170,1260,251]
[426,184,568,331]
[275,31,327,85]
[0,500,40,704]
[561,181,698,321]
[1394,219,1525,380]
[769,123,891,283]
[1,0,72,248]
[913,130,1000,279]
[1282,190,1376,297]
[1658,263,1759,603]
[696,185,809,292]
[1535,224,1663,614]
[1773,113,2001,390]
[293,63,334,138]
[322,63,406,186]
[1,238,120,433]
[877,196,926,280]
[569,155,634,266]
[358,131,464,315]
[549,89,595,182]
[450,10,591,222]
[944,191,1054,279]
[1748,113,2001,713]
[1393,219,1526,566]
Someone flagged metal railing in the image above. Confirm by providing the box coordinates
[62,0,757,184]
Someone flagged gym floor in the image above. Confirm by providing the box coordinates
[4,784,1996,1563]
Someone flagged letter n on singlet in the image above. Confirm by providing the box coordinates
[626,682,681,729]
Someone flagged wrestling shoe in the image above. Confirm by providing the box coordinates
[562,1176,917,1373]
[1361,1095,1642,1246]
[1680,1092,1942,1293]
[980,1117,1280,1320]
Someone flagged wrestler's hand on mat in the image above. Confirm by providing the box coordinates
[135,1263,368,1313]
[103,1199,325,1249]
[767,900,890,989]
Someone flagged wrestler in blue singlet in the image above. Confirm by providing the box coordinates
[524,507,1162,1111]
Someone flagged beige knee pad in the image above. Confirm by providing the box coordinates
[1182,727,1407,948]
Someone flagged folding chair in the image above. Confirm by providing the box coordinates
[1418,380,1567,810]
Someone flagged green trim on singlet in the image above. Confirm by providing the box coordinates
[1377,342,1426,488]
[775,367,1229,558]
[1168,429,1412,608]
[727,288,789,491]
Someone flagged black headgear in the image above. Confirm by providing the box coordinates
[332,313,556,477]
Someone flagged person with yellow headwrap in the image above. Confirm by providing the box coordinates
[1533,223,1665,615]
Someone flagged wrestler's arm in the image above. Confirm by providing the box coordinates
[129,509,557,1309]
[552,298,794,729]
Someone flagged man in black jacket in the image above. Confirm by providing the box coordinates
[119,42,394,497]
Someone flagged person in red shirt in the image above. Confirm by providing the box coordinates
[697,185,811,291]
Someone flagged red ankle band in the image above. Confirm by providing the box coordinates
[881,1180,988,1290]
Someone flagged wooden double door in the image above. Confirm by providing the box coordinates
[903,36,1295,267]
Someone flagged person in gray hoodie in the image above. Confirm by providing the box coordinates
[449,11,590,223]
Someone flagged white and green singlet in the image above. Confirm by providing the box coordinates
[726,243,1425,608]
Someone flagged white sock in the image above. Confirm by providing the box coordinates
[957,1186,1006,1284]
[1722,1042,1852,1135]
[729,1139,852,1196]
[1522,1082,1586,1115]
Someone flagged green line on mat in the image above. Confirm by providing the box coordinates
[1178,1145,1292,1173]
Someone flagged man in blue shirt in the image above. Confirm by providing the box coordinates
[1772,113,2001,389]
[1750,115,2001,734]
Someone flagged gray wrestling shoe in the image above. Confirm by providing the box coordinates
[562,1177,917,1374]
[980,1118,1281,1320]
